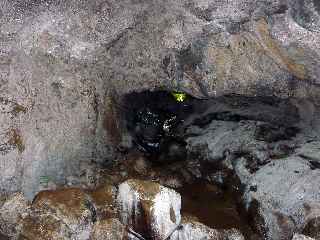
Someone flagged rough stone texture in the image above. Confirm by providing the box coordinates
[292,234,315,240]
[30,188,96,239]
[183,94,320,239]
[117,179,181,240]
[117,179,246,240]
[303,215,320,240]
[242,157,320,240]
[176,216,245,240]
[18,213,72,240]
[1,0,320,200]
[0,193,29,238]
[87,182,118,220]
[300,202,320,240]
[185,95,301,168]
[90,218,127,240]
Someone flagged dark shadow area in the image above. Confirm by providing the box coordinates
[178,179,257,239]
[122,90,197,163]
[122,91,303,239]
[0,233,9,240]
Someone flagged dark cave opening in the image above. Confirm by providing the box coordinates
[122,90,198,164]
[120,90,306,239]
[122,90,300,162]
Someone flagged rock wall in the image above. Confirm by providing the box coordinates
[0,0,320,199]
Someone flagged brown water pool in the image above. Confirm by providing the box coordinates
[178,180,256,239]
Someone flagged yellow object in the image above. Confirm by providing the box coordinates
[171,92,187,102]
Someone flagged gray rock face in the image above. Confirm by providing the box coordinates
[184,94,320,239]
[292,234,315,240]
[1,0,320,201]
[185,95,300,166]
[243,157,320,240]
[289,0,320,32]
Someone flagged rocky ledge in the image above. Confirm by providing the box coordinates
[0,177,245,240]
[1,0,320,201]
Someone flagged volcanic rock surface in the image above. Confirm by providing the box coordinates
[1,0,320,200]
[1,0,320,240]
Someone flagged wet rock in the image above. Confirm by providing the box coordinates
[79,163,101,189]
[66,176,81,187]
[243,157,320,239]
[177,218,223,240]
[1,0,320,201]
[183,95,320,239]
[116,179,245,240]
[233,157,253,185]
[297,141,320,168]
[31,188,96,239]
[177,216,245,240]
[303,216,320,240]
[18,213,72,240]
[302,202,320,239]
[90,218,127,240]
[64,162,102,189]
[0,193,29,238]
[87,183,118,220]
[161,176,184,189]
[183,95,320,240]
[222,228,246,240]
[292,234,315,240]
[133,156,151,176]
[117,179,181,239]
[185,96,300,168]
[187,118,269,173]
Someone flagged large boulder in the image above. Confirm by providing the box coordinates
[241,157,320,239]
[29,188,96,239]
[117,179,245,240]
[117,179,182,239]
